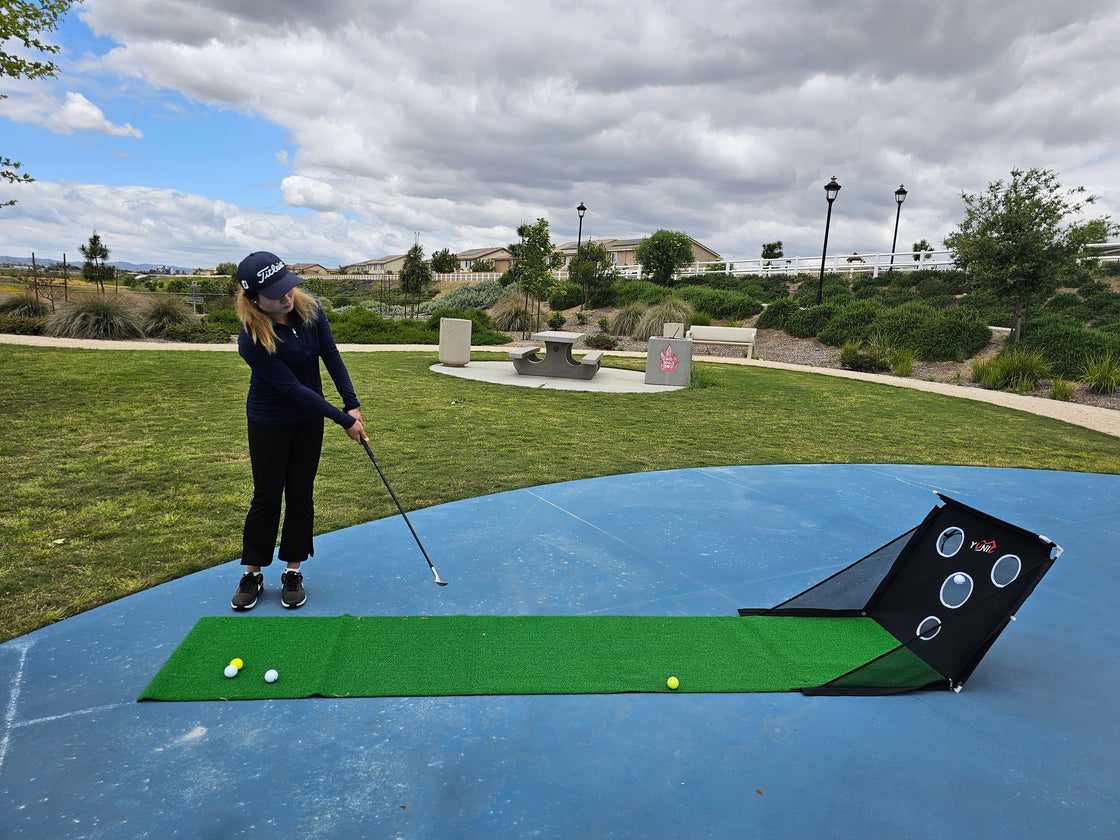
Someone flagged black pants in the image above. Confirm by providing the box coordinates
[241,417,324,568]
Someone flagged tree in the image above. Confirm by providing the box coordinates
[79,230,112,294]
[2,0,74,208]
[518,218,562,327]
[911,239,934,262]
[761,241,784,260]
[430,248,459,274]
[398,243,432,317]
[635,230,694,286]
[471,258,496,272]
[944,168,1116,342]
[568,241,617,309]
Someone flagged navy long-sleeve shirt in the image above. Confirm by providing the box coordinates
[237,309,360,428]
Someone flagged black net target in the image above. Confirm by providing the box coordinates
[739,495,1061,694]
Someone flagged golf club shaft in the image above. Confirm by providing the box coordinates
[360,439,447,585]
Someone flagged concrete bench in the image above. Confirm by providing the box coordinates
[580,350,603,367]
[508,346,541,361]
[684,326,756,358]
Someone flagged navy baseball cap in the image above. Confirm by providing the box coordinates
[237,251,303,299]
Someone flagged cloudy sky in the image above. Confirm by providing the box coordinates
[2,0,1118,269]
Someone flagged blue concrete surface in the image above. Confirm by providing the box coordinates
[1,465,1117,839]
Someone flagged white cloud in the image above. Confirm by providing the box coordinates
[3,0,1117,265]
[56,92,143,137]
[1,86,143,138]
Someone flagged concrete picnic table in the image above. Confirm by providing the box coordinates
[508,330,603,380]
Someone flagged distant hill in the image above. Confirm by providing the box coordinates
[0,256,194,273]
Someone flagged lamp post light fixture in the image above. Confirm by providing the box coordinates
[816,176,841,305]
[576,202,587,253]
[889,184,907,271]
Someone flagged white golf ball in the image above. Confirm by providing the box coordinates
[264,669,279,683]
[223,664,238,679]
[953,573,967,585]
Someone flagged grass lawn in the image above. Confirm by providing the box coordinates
[2,344,1119,642]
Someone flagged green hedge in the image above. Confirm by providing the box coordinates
[1017,317,1120,379]
[674,286,762,320]
[547,281,583,311]
[786,303,838,338]
[0,314,47,335]
[816,300,885,345]
[756,298,797,330]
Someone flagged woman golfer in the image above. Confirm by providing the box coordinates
[230,251,366,611]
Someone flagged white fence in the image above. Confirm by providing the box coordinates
[299,244,1120,286]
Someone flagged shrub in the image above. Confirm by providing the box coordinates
[1082,351,1120,395]
[204,308,242,333]
[586,333,617,350]
[423,278,504,312]
[891,348,914,377]
[786,303,837,338]
[970,347,1050,393]
[489,292,539,333]
[547,281,583,312]
[869,302,936,348]
[575,311,588,325]
[0,292,51,318]
[162,322,234,343]
[756,298,796,330]
[547,311,566,330]
[838,336,892,373]
[614,280,668,306]
[816,299,883,346]
[634,297,694,340]
[674,286,761,320]
[597,317,610,333]
[1018,318,1120,379]
[0,314,47,335]
[1081,290,1120,327]
[326,307,436,344]
[142,295,196,337]
[1049,378,1075,402]
[608,302,647,337]
[791,274,851,306]
[911,309,991,362]
[47,294,145,340]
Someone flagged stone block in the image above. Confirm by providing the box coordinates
[645,337,692,386]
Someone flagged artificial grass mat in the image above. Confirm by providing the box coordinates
[139,614,939,701]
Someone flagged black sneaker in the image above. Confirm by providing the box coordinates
[281,570,306,609]
[231,571,264,611]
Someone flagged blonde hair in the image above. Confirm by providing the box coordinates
[235,287,320,354]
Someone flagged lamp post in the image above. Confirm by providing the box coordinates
[576,202,586,254]
[889,184,907,271]
[816,176,841,305]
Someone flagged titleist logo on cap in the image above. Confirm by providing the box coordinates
[257,260,285,282]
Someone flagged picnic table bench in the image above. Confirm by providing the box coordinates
[509,331,602,380]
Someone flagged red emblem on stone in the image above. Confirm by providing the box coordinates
[660,345,678,372]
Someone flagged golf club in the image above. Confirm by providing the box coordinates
[360,438,448,586]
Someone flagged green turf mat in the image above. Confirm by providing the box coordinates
[138,614,938,701]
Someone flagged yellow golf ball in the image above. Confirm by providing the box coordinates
[230,658,244,670]
[667,676,680,690]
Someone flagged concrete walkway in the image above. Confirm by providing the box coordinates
[3,334,1118,437]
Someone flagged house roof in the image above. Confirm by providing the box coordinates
[457,247,513,260]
